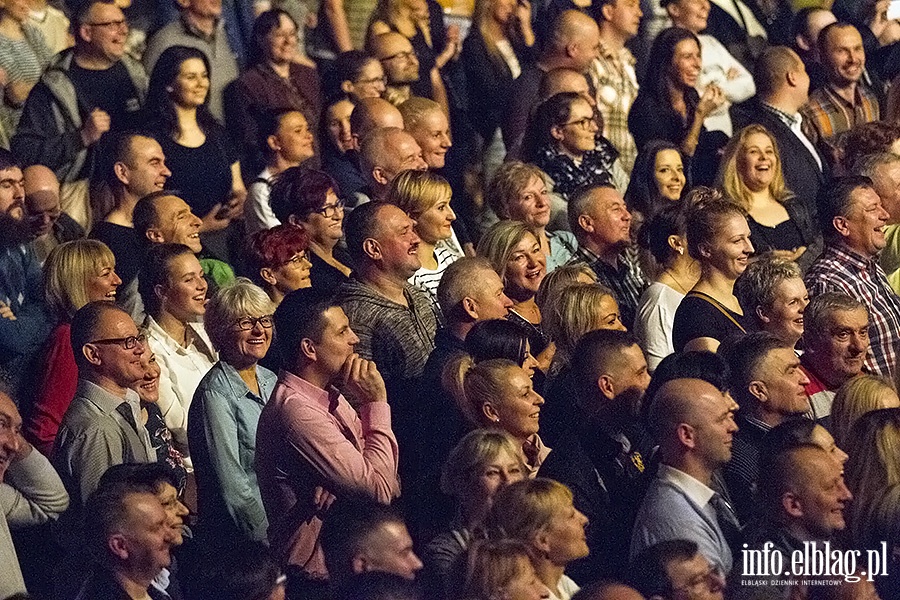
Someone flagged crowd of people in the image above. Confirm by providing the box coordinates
[3,0,900,599]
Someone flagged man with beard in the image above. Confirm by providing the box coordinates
[369,32,422,107]
[0,149,52,399]
[539,329,653,579]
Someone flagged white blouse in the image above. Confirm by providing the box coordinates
[634,282,685,372]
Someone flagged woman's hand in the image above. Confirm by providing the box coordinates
[696,84,725,118]
[0,301,16,321]
[436,24,461,68]
[200,204,233,232]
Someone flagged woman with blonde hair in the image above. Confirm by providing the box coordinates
[718,124,821,272]
[487,478,588,600]
[478,220,553,371]
[457,538,550,600]
[487,162,576,273]
[535,265,596,310]
[542,283,625,372]
[425,429,526,593]
[26,239,122,455]
[386,170,463,302]
[445,358,548,478]
[832,375,900,450]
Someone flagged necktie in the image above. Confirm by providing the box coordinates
[116,401,139,433]
[710,492,743,552]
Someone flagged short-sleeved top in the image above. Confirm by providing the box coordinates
[672,292,750,351]
[157,123,238,217]
[68,61,142,131]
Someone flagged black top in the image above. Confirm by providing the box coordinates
[309,247,351,293]
[722,415,770,525]
[68,61,141,131]
[748,216,804,256]
[90,221,142,285]
[155,123,238,217]
[672,292,750,351]
[322,146,366,199]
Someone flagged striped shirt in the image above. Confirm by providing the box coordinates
[800,83,879,165]
[805,243,900,381]
[589,43,639,174]
[409,237,463,307]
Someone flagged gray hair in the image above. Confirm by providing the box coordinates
[735,256,802,315]
[204,277,275,352]
[852,152,900,180]
[804,292,867,343]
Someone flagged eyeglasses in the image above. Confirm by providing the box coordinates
[88,334,146,350]
[562,116,597,131]
[281,252,310,269]
[356,75,387,86]
[86,19,129,30]
[233,315,275,331]
[381,50,416,62]
[313,199,345,218]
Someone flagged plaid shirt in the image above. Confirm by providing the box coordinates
[589,43,639,174]
[804,242,900,380]
[799,83,879,164]
[568,245,648,328]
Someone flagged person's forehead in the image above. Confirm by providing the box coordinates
[590,187,624,209]
[131,136,164,160]
[322,306,348,331]
[667,553,710,583]
[847,186,880,210]
[0,166,23,181]
[390,134,421,157]
[25,190,60,210]
[0,392,20,426]
[421,109,448,129]
[773,277,806,299]
[826,26,862,49]
[95,308,139,338]
[157,195,191,217]
[827,307,868,328]
[379,34,412,55]
[87,2,124,23]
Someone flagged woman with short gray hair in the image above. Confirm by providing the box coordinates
[188,277,277,548]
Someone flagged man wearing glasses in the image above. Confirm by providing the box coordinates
[12,0,147,229]
[369,32,422,107]
[53,301,154,541]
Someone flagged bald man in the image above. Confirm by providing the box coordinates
[358,127,427,202]
[631,378,741,575]
[24,165,84,263]
[350,97,405,151]
[369,32,422,106]
[503,10,602,158]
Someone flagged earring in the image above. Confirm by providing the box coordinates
[166,87,173,93]
[678,247,684,255]
[492,417,500,423]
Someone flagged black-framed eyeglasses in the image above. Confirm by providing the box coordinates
[233,315,274,331]
[88,334,146,350]
[281,252,310,269]
[355,75,387,86]
[562,116,597,131]
[86,19,128,29]
[381,50,415,62]
[313,199,345,218]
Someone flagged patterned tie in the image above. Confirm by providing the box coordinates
[710,492,743,552]
[116,401,139,433]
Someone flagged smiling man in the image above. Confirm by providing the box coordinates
[805,176,900,382]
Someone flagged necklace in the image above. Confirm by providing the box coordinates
[663,268,690,294]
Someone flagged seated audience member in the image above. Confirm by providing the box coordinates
[0,150,52,397]
[53,302,154,526]
[642,350,732,421]
[631,378,741,574]
[0,386,69,600]
[488,479,588,597]
[349,97,405,152]
[853,153,900,294]
[399,97,452,171]
[672,192,753,353]
[732,46,827,223]
[477,221,553,372]
[569,581,644,600]
[567,184,647,328]
[385,170,463,303]
[800,23,880,166]
[623,141,687,222]
[486,161,576,273]
[188,279,277,548]
[143,46,246,265]
[322,97,366,199]
[358,126,428,202]
[142,0,239,123]
[269,168,352,293]
[805,176,900,381]
[140,244,217,467]
[734,256,808,349]
[719,333,811,523]
[635,204,698,371]
[334,571,425,600]
[447,357,548,477]
[523,93,625,199]
[92,133,171,316]
[133,191,236,288]
[246,225,313,306]
[256,288,400,585]
[244,110,317,235]
[718,125,821,272]
[763,418,849,479]
[535,265,599,310]
[840,120,900,175]
[368,32,423,107]
[662,0,755,137]
[629,539,726,600]
[25,0,70,56]
[321,497,423,586]
[705,0,772,67]
[539,330,653,579]
[226,9,321,179]
[799,292,869,422]
[457,539,550,600]
[77,475,177,599]
[831,375,900,450]
[423,429,525,593]
[333,50,388,103]
[463,320,542,379]
[23,165,84,264]
[196,542,287,600]
[736,444,853,599]
[27,240,121,457]
[628,27,726,185]
[133,351,187,494]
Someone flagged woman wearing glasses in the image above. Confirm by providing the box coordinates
[246,224,314,306]
[270,167,352,293]
[141,243,218,469]
[522,92,627,201]
[188,278,277,548]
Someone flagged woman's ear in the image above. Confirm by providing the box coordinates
[482,402,501,424]
[550,125,565,143]
[340,80,354,95]
[154,282,167,303]
[260,267,278,287]
[667,234,683,254]
[698,242,712,260]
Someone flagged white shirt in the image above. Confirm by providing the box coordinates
[548,575,580,600]
[634,282,685,372]
[698,34,756,136]
[245,167,280,235]
[659,464,717,508]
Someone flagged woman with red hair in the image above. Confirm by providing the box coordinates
[247,224,313,306]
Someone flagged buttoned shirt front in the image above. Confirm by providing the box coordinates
[805,242,900,380]
[800,83,880,163]
[590,42,639,174]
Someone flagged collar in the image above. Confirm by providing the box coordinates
[740,415,773,434]
[598,39,636,65]
[761,102,802,127]
[522,433,551,476]
[76,379,140,415]
[145,315,216,359]
[180,13,220,43]
[826,242,880,270]
[278,369,343,411]
[659,464,716,506]
[214,361,273,403]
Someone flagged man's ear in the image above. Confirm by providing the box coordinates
[577,213,595,235]
[782,491,803,519]
[351,554,368,575]
[597,374,616,401]
[795,33,811,52]
[371,166,390,186]
[748,380,768,403]
[300,338,317,362]
[82,342,103,367]
[461,296,479,320]
[363,238,381,261]
[550,125,566,143]
[145,227,165,244]
[832,215,851,238]
[113,161,130,186]
[341,80,354,95]
[107,534,130,561]
[676,423,697,449]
